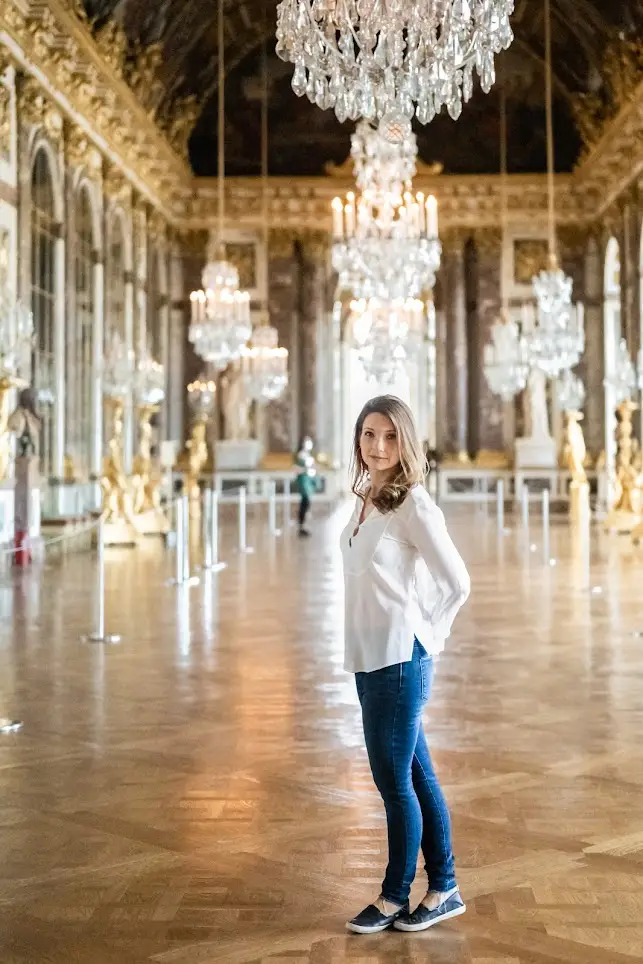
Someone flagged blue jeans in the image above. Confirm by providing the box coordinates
[355,639,456,905]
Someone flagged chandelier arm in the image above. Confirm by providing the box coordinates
[544,0,556,262]
[218,0,226,253]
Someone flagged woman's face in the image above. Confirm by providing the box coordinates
[359,412,400,475]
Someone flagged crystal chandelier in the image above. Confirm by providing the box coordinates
[483,314,529,401]
[351,296,425,382]
[188,374,217,420]
[189,0,250,371]
[242,323,289,402]
[605,338,636,404]
[332,118,441,301]
[103,330,134,399]
[332,189,440,300]
[135,347,165,407]
[0,295,33,384]
[241,30,289,406]
[276,1,515,127]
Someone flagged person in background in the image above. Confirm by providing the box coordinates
[342,395,470,935]
[8,387,40,567]
[295,435,317,537]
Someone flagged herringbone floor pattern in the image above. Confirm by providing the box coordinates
[1,502,642,962]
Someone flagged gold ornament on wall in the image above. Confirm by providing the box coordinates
[66,126,102,177]
[18,75,63,141]
[0,77,11,163]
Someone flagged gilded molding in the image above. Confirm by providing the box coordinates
[66,124,102,177]
[18,74,63,141]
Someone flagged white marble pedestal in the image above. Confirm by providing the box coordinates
[514,437,558,469]
[214,439,263,471]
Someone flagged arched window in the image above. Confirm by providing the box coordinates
[67,186,94,480]
[106,213,126,343]
[30,148,57,478]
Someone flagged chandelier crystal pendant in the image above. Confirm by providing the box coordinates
[351,119,417,201]
[188,0,251,370]
[276,0,515,127]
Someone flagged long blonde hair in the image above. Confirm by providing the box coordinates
[350,395,426,514]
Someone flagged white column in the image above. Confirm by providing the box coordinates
[53,232,66,480]
[159,296,170,442]
[91,257,104,479]
[123,272,135,473]
[168,245,184,446]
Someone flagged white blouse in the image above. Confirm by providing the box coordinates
[340,484,470,674]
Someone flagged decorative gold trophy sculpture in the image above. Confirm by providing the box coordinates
[176,376,216,517]
[100,398,139,545]
[131,350,167,535]
[100,331,139,545]
[605,400,642,534]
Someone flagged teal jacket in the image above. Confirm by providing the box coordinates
[295,453,317,497]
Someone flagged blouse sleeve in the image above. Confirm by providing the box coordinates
[403,487,471,642]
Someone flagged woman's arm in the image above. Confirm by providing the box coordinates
[404,488,470,641]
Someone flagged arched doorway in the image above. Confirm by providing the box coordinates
[604,237,621,485]
[30,148,57,478]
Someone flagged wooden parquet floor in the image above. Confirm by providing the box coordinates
[1,502,643,963]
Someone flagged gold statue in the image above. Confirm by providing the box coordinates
[131,405,168,534]
[606,400,642,534]
[184,419,208,503]
[100,399,139,545]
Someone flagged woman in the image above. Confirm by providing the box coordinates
[341,395,470,935]
[295,435,317,537]
[8,387,40,566]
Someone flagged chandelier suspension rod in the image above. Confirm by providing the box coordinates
[499,85,508,315]
[544,0,556,261]
[261,2,269,314]
[217,0,226,252]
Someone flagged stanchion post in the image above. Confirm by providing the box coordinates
[496,478,504,533]
[181,495,191,582]
[521,484,529,529]
[238,486,254,554]
[203,489,213,569]
[175,497,184,583]
[581,493,591,589]
[238,486,247,551]
[205,488,226,572]
[81,516,121,644]
[268,479,281,536]
[542,488,550,563]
